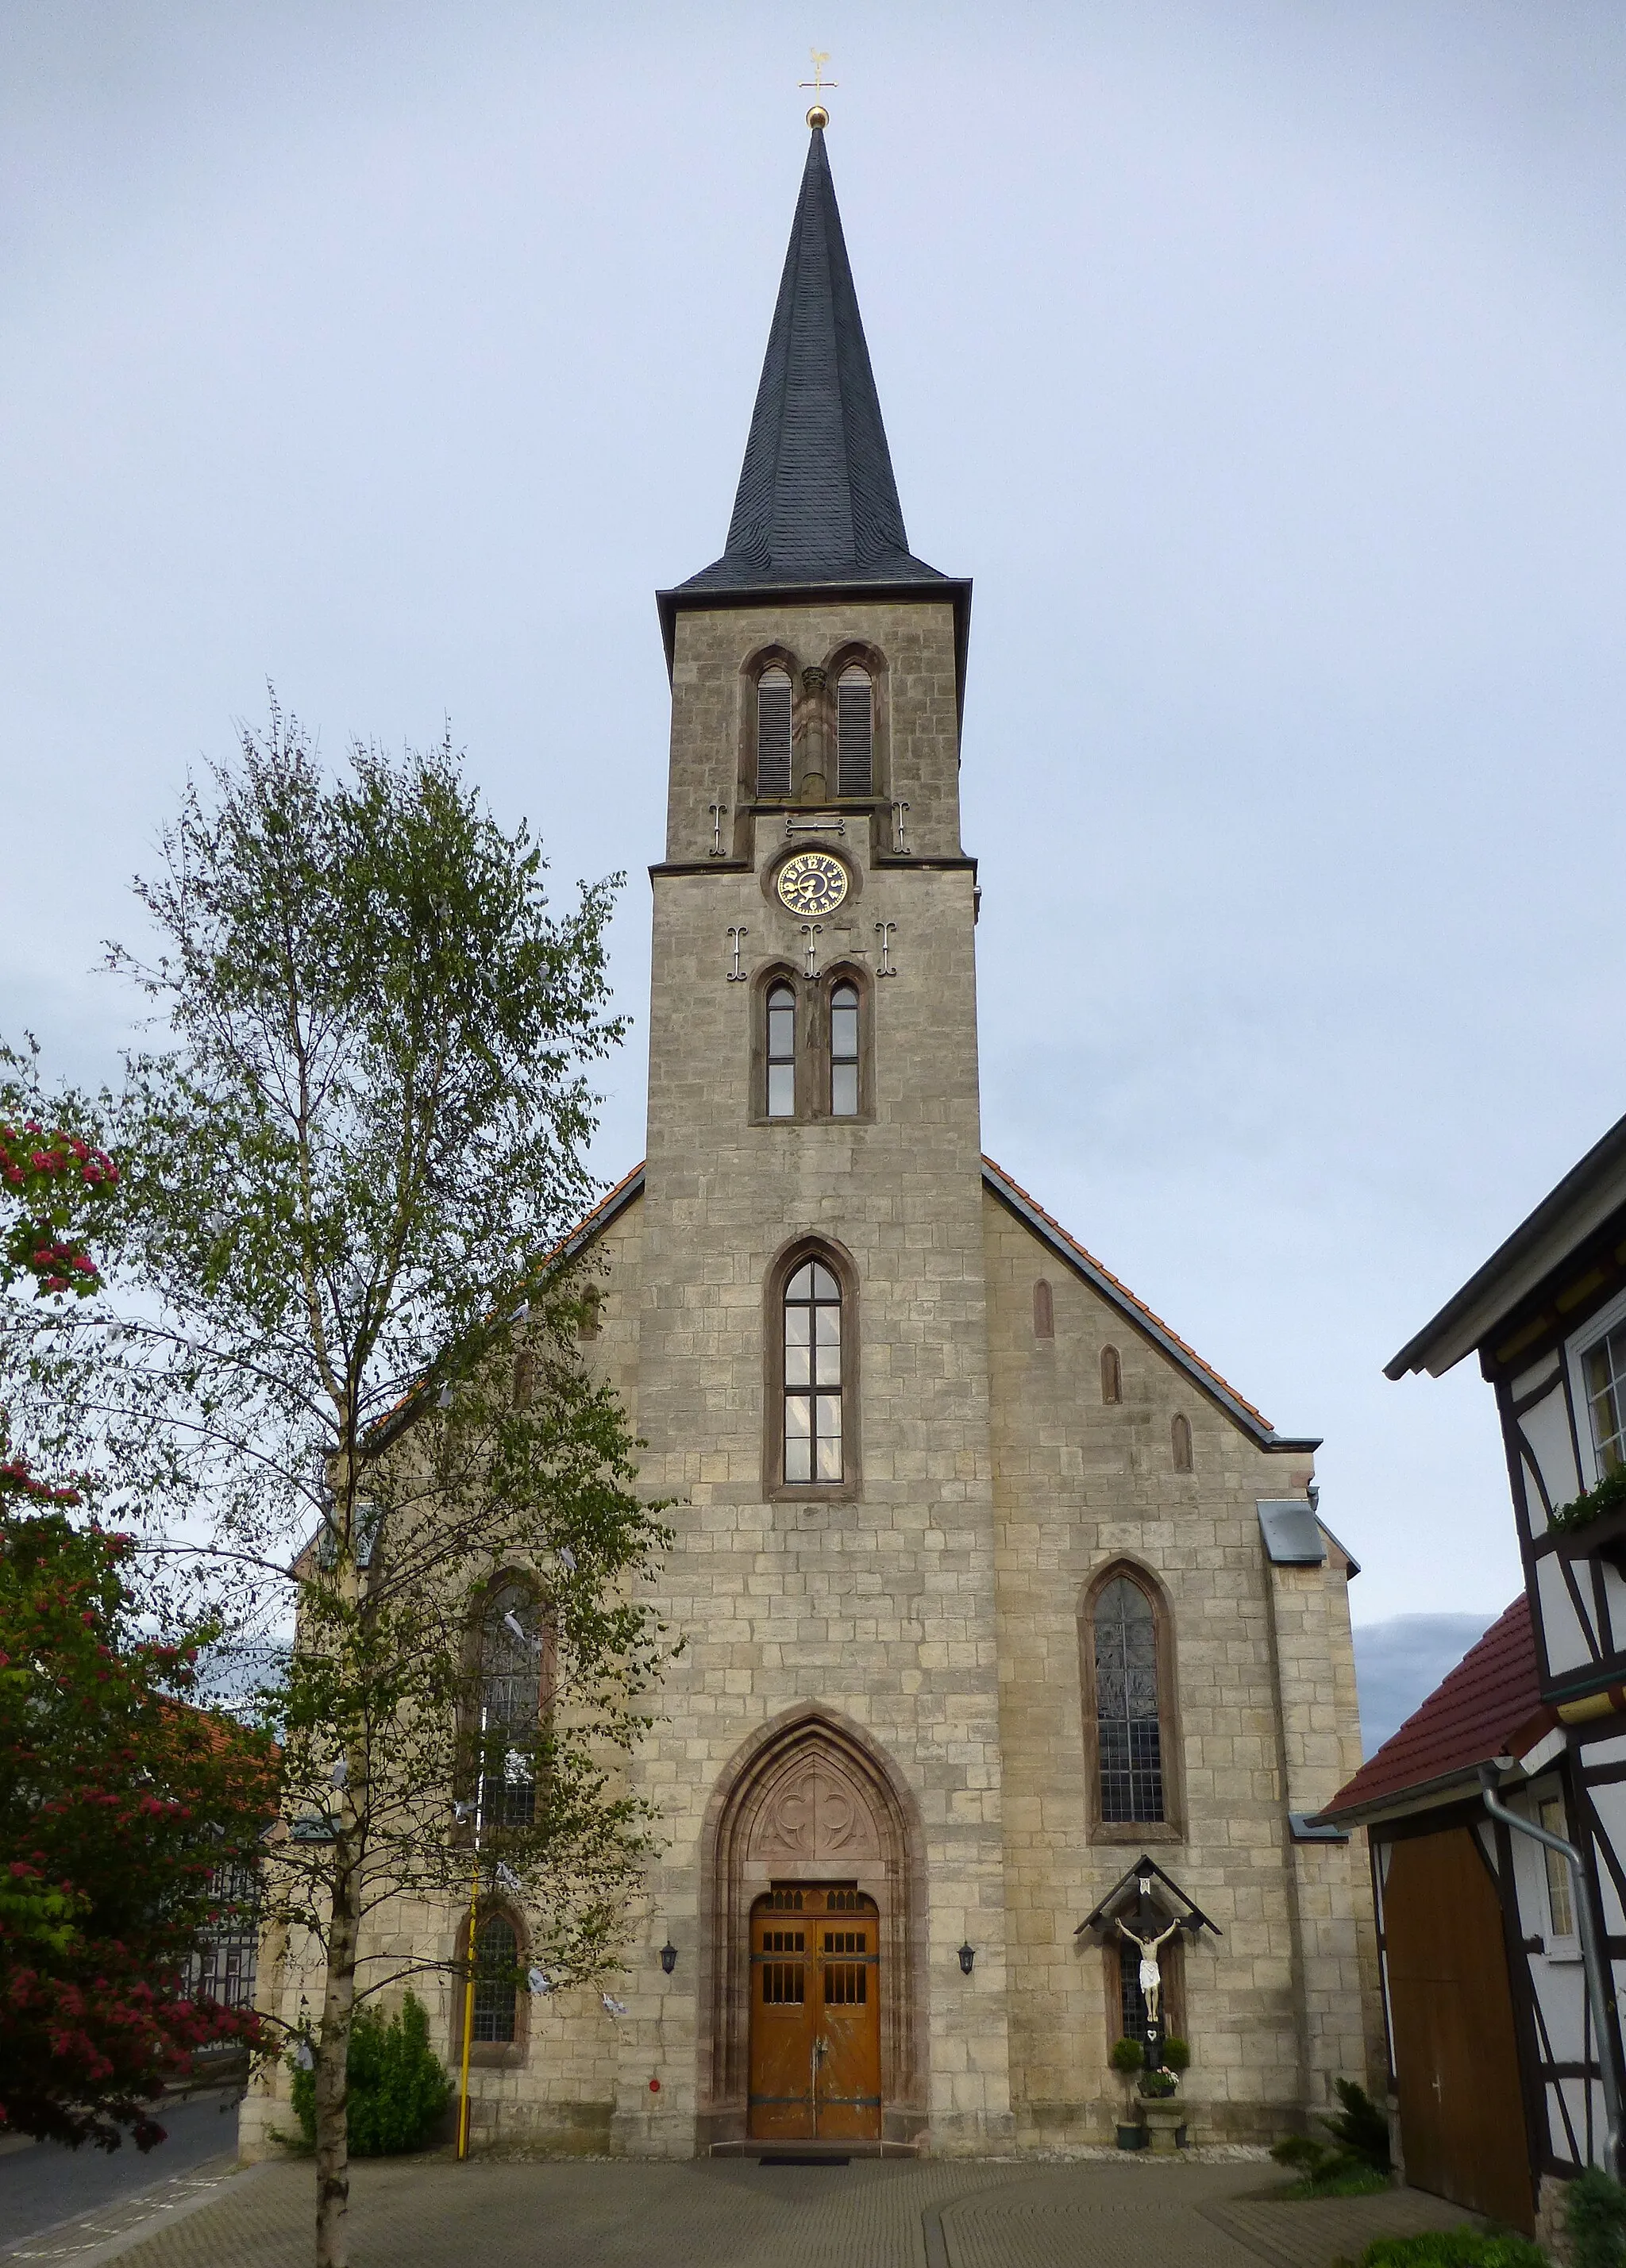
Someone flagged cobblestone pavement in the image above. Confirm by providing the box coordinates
[0,2154,1485,2268]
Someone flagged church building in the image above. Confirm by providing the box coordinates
[249,115,1379,2161]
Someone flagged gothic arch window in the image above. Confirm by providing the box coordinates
[473,1910,520,2043]
[1171,1413,1193,1473]
[765,981,796,1119]
[836,667,873,797]
[475,1578,550,1831]
[1081,1564,1181,1840]
[829,980,860,1116]
[766,1244,858,1497]
[757,668,793,797]
[784,1259,842,1484]
[1034,1280,1054,1340]
[1100,1345,1122,1404]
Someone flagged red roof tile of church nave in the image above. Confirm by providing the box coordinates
[979,1155,1275,1431]
[1321,1595,1539,1822]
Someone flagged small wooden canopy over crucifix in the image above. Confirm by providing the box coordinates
[1075,1852,1221,1946]
[1077,1854,1220,2038]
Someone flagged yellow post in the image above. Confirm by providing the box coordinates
[457,1840,478,2160]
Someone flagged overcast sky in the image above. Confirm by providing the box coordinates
[6,2,1624,1627]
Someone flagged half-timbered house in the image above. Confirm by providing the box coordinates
[1333,1107,1626,2243]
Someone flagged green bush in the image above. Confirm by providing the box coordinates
[1326,2077,1391,2172]
[1109,2036,1145,2075]
[288,1993,450,2156]
[1354,2235,1547,2266]
[1568,2167,1626,2268]
[1162,2035,1192,2074]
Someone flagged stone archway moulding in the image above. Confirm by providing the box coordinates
[695,1706,927,2150]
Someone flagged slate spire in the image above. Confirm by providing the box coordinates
[678,124,948,594]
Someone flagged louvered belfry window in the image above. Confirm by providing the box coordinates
[1094,1576,1165,1823]
[784,1260,842,1483]
[836,667,873,796]
[757,668,792,796]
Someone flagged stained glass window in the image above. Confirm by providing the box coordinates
[1095,1575,1165,1823]
[784,1261,842,1484]
[472,1913,518,2043]
[479,1581,541,1829]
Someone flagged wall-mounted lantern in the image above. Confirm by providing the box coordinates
[957,1942,976,1977]
[660,1939,679,1975]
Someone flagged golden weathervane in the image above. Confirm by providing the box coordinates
[800,48,837,129]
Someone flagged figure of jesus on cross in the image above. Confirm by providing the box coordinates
[1117,1912,1180,2026]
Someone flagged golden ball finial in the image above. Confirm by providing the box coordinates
[806,103,829,129]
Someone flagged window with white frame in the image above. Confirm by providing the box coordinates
[1582,1321,1626,1478]
[1539,1796,1575,1940]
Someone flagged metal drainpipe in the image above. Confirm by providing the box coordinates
[1479,1761,1621,2180]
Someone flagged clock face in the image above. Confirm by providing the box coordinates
[776,850,850,918]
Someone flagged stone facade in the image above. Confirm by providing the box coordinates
[241,583,1381,2162]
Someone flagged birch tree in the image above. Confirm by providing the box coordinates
[67,706,671,2268]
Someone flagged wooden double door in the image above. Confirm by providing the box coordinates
[749,1886,881,2141]
[1383,1826,1534,2234]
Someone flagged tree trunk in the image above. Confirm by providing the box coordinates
[313,1850,360,2268]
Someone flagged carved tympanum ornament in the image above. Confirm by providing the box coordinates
[747,1752,880,1863]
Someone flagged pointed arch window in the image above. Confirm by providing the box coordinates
[757,669,793,797]
[836,668,873,797]
[1092,1574,1165,1826]
[766,983,796,1118]
[830,983,860,1116]
[472,1912,519,2043]
[784,1260,842,1483]
[476,1580,547,1830]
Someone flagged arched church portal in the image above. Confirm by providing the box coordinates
[698,1711,926,2150]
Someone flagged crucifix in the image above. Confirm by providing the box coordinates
[800,49,838,100]
[1117,1911,1180,2027]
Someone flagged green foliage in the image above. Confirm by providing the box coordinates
[288,1995,449,2157]
[1549,1465,1626,1536]
[1326,2077,1392,2171]
[1272,2084,1391,2197]
[1162,2035,1191,2074]
[1352,2233,1548,2266]
[1568,2166,1626,2268]
[1139,2069,1178,2099]
[1110,2035,1145,2075]
[0,1506,274,2151]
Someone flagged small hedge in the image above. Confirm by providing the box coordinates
[1351,2237,1547,2266]
[1568,2166,1626,2268]
[1273,2077,1392,2195]
[289,1993,449,2156]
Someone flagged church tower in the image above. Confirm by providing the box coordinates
[631,117,1011,2153]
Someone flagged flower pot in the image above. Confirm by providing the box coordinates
[1140,2097,1185,2155]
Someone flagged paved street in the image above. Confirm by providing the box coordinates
[0,2094,242,2254]
[0,2151,1484,2268]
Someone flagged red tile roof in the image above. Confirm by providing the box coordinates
[1322,1596,1539,1821]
